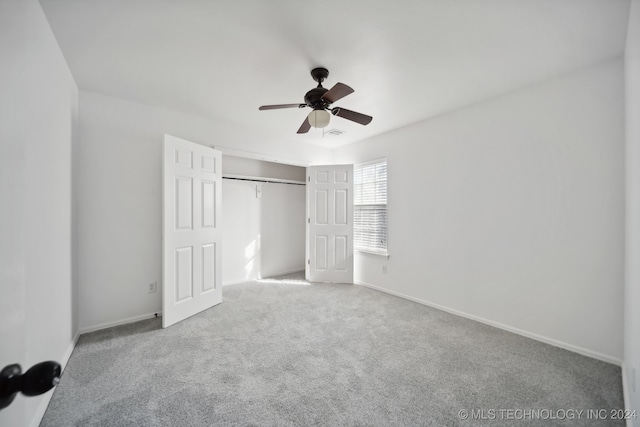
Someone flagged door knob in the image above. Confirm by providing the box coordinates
[0,361,61,410]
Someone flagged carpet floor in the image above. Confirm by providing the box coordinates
[41,273,624,426]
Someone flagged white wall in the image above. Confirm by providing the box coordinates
[260,181,306,277]
[222,179,305,285]
[222,180,262,284]
[625,0,640,420]
[223,155,306,182]
[76,91,326,331]
[0,1,78,426]
[334,59,624,362]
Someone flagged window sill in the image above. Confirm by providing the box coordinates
[355,249,389,259]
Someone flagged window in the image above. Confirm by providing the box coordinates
[354,159,387,255]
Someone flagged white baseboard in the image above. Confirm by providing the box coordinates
[79,311,162,335]
[622,363,633,427]
[223,278,257,287]
[62,331,80,369]
[223,269,305,287]
[262,268,305,277]
[355,280,622,366]
[30,331,81,427]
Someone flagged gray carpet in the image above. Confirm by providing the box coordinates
[41,273,624,426]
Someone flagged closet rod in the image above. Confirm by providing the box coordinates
[222,175,306,186]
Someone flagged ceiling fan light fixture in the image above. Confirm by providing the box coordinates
[308,109,330,128]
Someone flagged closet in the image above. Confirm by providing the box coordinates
[221,155,306,285]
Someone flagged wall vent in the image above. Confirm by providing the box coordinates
[325,128,346,136]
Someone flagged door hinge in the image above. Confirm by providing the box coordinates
[308,176,310,182]
[308,259,310,265]
[308,218,310,223]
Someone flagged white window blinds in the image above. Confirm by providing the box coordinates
[354,159,387,255]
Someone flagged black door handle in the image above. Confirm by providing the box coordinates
[0,361,61,410]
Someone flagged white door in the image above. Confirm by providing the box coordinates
[306,165,354,283]
[163,135,222,328]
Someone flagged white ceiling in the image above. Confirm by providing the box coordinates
[40,0,629,149]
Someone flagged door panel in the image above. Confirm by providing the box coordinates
[163,135,222,327]
[335,235,348,270]
[201,243,216,292]
[306,165,353,283]
[201,180,216,228]
[175,177,193,229]
[335,189,348,224]
[175,247,193,302]
[315,190,328,224]
[315,236,328,270]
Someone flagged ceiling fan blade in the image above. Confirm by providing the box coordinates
[321,83,354,104]
[331,107,373,125]
[297,117,311,134]
[259,103,306,110]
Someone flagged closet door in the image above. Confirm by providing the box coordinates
[163,134,222,327]
[306,165,353,283]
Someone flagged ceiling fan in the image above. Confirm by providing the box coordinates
[259,67,373,134]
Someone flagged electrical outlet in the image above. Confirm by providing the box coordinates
[148,281,157,294]
[382,265,387,274]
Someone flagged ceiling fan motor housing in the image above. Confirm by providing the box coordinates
[304,87,329,109]
[305,67,331,109]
